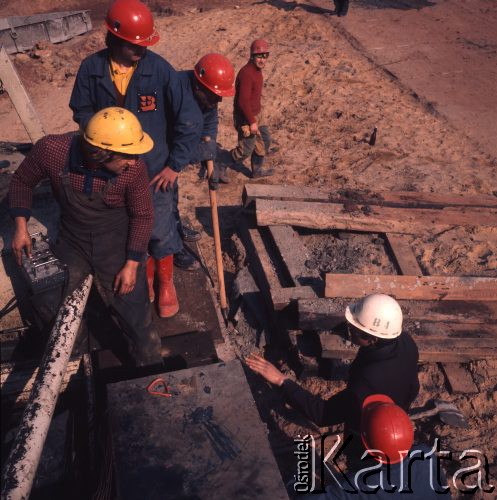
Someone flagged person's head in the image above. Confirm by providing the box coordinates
[250,39,270,70]
[104,0,159,63]
[193,53,235,110]
[82,107,153,174]
[361,394,414,465]
[345,293,403,346]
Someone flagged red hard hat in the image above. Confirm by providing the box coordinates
[361,394,414,465]
[250,39,269,55]
[105,0,159,46]
[194,53,235,97]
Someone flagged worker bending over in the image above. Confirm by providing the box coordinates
[9,107,162,368]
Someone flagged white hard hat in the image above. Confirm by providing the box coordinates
[345,294,403,339]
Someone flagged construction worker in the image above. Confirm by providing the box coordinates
[231,39,273,178]
[69,0,201,316]
[307,394,449,498]
[246,294,419,462]
[9,107,162,367]
[167,53,236,273]
[181,53,235,185]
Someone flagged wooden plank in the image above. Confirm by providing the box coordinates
[319,334,497,362]
[108,361,288,500]
[268,225,321,291]
[386,234,422,275]
[325,274,497,301]
[0,46,45,143]
[384,234,481,390]
[256,199,497,233]
[238,220,281,312]
[441,363,479,394]
[272,286,317,311]
[410,322,497,339]
[244,184,497,208]
[298,298,497,330]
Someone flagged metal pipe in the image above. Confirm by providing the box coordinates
[1,274,93,500]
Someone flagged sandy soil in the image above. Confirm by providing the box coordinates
[0,0,496,497]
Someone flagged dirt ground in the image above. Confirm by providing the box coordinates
[1,0,496,497]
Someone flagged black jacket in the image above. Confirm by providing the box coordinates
[282,332,419,433]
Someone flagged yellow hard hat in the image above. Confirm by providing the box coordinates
[84,107,153,155]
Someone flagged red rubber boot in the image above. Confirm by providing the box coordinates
[156,255,179,318]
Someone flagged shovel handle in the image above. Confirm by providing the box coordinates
[206,160,227,312]
[409,408,438,421]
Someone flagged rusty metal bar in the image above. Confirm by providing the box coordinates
[1,274,93,500]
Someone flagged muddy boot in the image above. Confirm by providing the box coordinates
[218,165,230,184]
[146,256,155,303]
[251,153,274,178]
[174,247,200,271]
[156,255,179,318]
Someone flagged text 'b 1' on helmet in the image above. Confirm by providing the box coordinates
[250,39,269,56]
[105,0,159,46]
[345,293,402,339]
[361,394,414,465]
[194,53,235,97]
[84,107,153,155]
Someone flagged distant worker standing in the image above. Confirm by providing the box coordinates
[70,0,201,317]
[231,39,273,178]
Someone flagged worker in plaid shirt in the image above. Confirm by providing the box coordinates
[9,107,163,367]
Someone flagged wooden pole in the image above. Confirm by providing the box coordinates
[206,160,228,322]
[0,46,45,143]
[1,275,93,499]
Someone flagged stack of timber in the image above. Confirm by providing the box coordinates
[241,184,497,389]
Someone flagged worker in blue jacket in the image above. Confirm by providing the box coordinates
[177,53,235,185]
[69,0,201,318]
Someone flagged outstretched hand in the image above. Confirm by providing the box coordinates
[245,353,288,386]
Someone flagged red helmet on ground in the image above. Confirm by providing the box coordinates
[361,394,414,465]
[105,0,160,46]
[194,53,235,97]
[250,39,269,56]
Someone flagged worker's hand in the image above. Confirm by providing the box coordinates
[149,166,178,193]
[12,217,32,265]
[241,125,252,138]
[249,122,259,136]
[245,353,288,386]
[113,260,139,295]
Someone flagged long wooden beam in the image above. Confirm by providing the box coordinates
[325,274,497,301]
[244,184,497,209]
[256,199,497,233]
[298,298,497,330]
[319,333,497,363]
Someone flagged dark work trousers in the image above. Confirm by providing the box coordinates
[173,139,218,233]
[150,180,183,259]
[232,123,271,171]
[34,164,163,367]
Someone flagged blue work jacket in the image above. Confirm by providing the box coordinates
[69,49,201,174]
[178,70,219,162]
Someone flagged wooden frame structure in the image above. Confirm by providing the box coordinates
[241,184,497,392]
